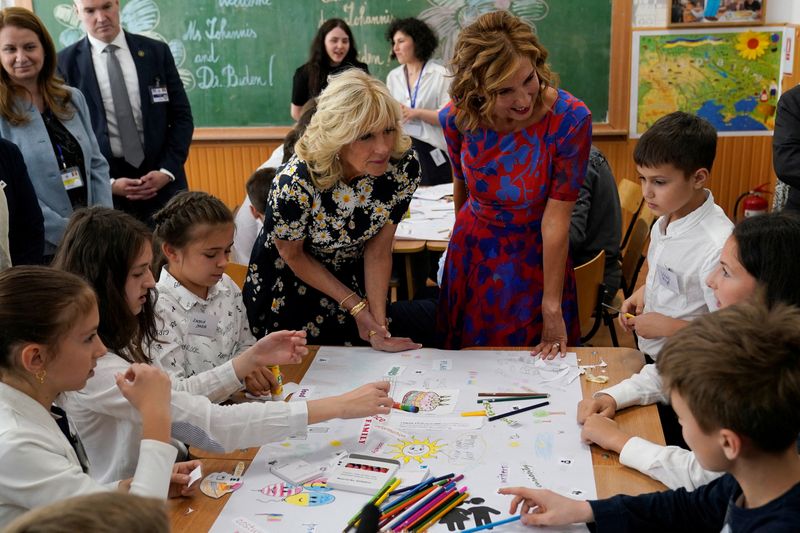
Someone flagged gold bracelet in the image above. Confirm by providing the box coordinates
[350,299,368,317]
[339,291,357,308]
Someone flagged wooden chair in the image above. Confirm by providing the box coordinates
[224,262,249,290]
[618,179,644,250]
[619,217,650,298]
[574,249,607,344]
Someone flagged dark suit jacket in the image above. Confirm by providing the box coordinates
[0,139,45,265]
[57,31,193,217]
[774,84,800,212]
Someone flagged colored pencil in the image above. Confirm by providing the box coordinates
[380,486,436,521]
[477,395,549,403]
[401,486,461,531]
[374,477,401,507]
[405,489,463,532]
[392,401,420,413]
[343,476,397,531]
[388,486,444,531]
[478,392,549,397]
[460,410,486,417]
[388,472,454,497]
[461,515,521,533]
[414,490,469,532]
[488,401,550,422]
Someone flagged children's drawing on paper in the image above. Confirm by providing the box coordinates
[388,436,445,464]
[398,389,458,414]
[284,492,335,506]
[534,433,554,460]
[445,432,486,466]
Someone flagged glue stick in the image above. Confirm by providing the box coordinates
[269,365,284,400]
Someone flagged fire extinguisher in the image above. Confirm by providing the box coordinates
[733,183,770,221]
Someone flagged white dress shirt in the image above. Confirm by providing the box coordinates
[386,61,451,152]
[60,352,308,483]
[619,436,723,490]
[0,382,176,527]
[638,189,732,356]
[87,32,144,156]
[152,268,251,402]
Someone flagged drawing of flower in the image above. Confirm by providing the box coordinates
[735,31,769,61]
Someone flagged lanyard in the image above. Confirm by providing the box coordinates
[55,144,67,170]
[406,62,426,109]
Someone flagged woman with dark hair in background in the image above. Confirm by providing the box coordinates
[290,19,368,121]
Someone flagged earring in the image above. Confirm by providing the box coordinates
[35,370,46,384]
[335,152,341,162]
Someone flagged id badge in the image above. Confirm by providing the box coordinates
[430,148,447,167]
[60,166,84,191]
[404,119,423,137]
[188,310,219,337]
[655,263,680,294]
[150,85,169,103]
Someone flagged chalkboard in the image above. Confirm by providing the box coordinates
[29,0,613,129]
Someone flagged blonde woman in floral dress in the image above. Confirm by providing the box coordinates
[244,70,421,351]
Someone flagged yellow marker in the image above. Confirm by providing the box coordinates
[269,365,284,400]
[460,410,486,417]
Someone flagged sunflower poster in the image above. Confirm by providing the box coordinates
[630,27,786,137]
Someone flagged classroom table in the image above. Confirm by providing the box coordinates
[169,346,666,531]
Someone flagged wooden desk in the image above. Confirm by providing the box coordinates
[174,346,666,530]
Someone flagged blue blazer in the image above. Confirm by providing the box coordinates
[57,32,193,205]
[0,87,113,255]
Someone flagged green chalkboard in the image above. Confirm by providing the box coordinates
[32,0,612,128]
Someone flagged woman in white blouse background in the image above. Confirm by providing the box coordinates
[0,266,197,528]
[385,17,453,186]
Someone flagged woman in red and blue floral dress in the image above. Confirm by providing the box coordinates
[437,11,591,355]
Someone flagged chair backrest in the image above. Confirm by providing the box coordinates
[574,249,606,339]
[225,262,249,290]
[618,179,644,249]
[620,217,651,297]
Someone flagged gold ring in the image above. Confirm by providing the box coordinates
[368,330,378,338]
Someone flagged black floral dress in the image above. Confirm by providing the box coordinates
[244,151,420,344]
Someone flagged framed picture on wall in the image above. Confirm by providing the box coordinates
[669,0,766,27]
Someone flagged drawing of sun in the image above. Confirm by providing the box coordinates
[736,31,769,60]
[389,437,445,464]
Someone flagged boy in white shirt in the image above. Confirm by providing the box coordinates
[577,112,732,482]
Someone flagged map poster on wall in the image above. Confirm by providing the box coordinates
[630,27,785,137]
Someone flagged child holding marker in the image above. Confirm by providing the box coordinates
[151,191,306,401]
[578,112,732,445]
[501,303,800,530]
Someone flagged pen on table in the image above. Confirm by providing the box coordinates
[477,392,549,397]
[601,302,635,319]
[392,401,420,413]
[477,395,549,403]
[343,476,397,532]
[488,401,549,422]
[461,515,521,533]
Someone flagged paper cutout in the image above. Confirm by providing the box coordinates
[585,371,609,383]
[188,464,202,487]
[200,472,243,499]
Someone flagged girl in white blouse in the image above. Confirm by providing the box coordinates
[53,207,392,483]
[150,191,304,400]
[0,266,197,527]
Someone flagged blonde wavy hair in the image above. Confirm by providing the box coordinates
[0,7,73,125]
[295,69,411,190]
[449,10,557,132]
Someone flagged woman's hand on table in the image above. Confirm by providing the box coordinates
[577,394,617,423]
[580,414,631,454]
[532,308,568,360]
[356,310,421,352]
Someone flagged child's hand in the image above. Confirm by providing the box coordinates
[250,330,308,366]
[627,312,686,339]
[244,366,280,397]
[497,487,594,527]
[115,364,171,415]
[619,289,645,332]
[576,394,617,423]
[333,381,392,419]
[581,414,631,454]
[168,460,202,498]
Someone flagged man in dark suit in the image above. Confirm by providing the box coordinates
[774,85,800,213]
[58,0,193,225]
